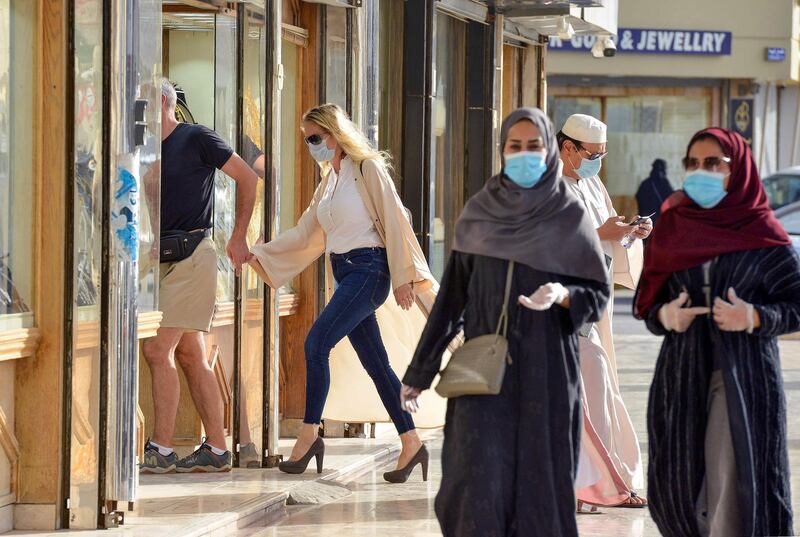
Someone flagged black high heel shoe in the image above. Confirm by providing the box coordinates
[383,444,429,483]
[278,437,325,474]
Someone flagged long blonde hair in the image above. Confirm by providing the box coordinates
[302,104,392,176]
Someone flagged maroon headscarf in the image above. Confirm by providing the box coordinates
[633,128,791,319]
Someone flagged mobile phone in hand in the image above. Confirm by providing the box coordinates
[627,212,656,226]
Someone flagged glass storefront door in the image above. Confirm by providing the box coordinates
[214,13,238,304]
[324,7,348,110]
[68,0,104,526]
[67,0,163,526]
[239,3,267,466]
[430,13,466,280]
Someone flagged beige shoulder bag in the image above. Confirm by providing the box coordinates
[434,261,514,398]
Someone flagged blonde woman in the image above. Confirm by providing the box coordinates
[249,104,434,481]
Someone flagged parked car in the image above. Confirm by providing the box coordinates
[774,201,800,257]
[763,167,800,210]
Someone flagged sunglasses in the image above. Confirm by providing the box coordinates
[304,134,325,145]
[573,142,607,161]
[682,156,731,172]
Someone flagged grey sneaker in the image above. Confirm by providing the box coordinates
[239,442,261,469]
[176,442,232,473]
[140,440,178,474]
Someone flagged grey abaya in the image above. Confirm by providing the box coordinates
[403,252,609,537]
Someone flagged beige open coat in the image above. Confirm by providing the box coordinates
[248,158,447,427]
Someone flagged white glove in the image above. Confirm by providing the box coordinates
[713,287,756,333]
[518,283,569,311]
[400,385,422,413]
[657,291,710,333]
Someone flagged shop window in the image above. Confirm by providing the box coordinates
[0,0,35,330]
[549,94,710,216]
[502,44,523,120]
[430,13,467,281]
[605,96,709,202]
[378,0,404,179]
[324,7,348,109]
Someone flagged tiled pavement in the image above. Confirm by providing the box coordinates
[238,294,800,537]
[11,294,800,536]
[9,434,429,536]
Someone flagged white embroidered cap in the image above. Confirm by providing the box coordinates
[562,114,607,144]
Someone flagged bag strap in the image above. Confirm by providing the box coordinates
[495,261,514,337]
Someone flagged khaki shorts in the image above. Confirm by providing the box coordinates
[159,237,217,332]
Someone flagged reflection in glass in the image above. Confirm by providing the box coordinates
[214,14,238,303]
[69,0,103,527]
[430,14,466,280]
[280,40,298,234]
[377,0,404,172]
[239,4,266,466]
[137,0,162,313]
[0,0,35,328]
[502,45,523,120]
[325,7,347,108]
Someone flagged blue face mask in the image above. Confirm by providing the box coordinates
[574,155,603,179]
[503,151,548,188]
[683,170,728,208]
[307,137,336,163]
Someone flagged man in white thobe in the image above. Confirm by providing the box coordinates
[558,114,651,509]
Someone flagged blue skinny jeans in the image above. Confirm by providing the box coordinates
[303,247,415,435]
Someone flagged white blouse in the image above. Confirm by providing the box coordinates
[317,157,384,254]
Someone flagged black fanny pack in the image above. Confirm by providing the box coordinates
[159,229,210,263]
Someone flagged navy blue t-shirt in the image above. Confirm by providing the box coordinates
[160,123,234,232]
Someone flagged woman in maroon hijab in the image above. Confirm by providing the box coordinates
[634,128,798,537]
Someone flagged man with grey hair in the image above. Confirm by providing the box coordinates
[140,78,258,473]
[160,77,178,110]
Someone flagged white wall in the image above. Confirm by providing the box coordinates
[549,0,799,82]
[167,30,215,128]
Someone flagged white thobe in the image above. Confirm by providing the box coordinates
[563,174,645,498]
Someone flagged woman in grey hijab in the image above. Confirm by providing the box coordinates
[401,108,610,537]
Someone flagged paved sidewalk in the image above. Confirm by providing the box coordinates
[235,299,800,537]
[11,296,800,536]
[10,432,438,537]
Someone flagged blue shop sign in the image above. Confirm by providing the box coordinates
[549,28,732,56]
[767,47,786,62]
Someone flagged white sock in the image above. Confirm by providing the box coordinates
[207,443,227,456]
[149,441,173,456]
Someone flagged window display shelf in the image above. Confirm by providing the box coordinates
[137,311,164,339]
[0,326,39,361]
